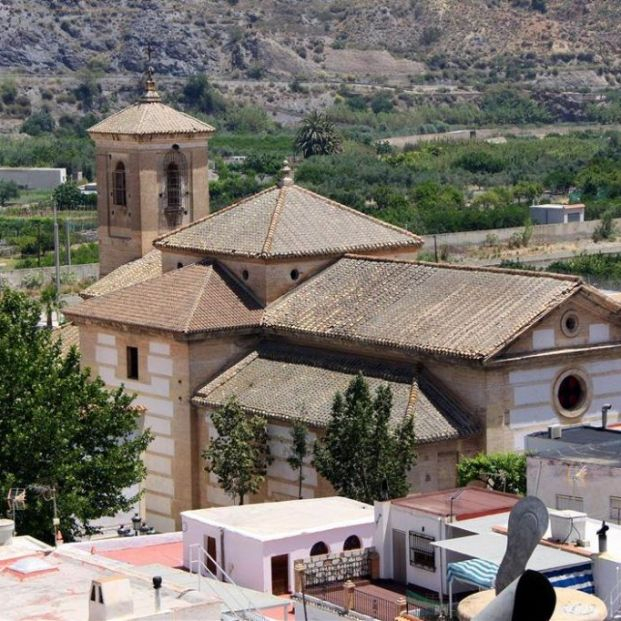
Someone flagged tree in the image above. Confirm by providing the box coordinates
[202,397,272,505]
[53,181,82,210]
[457,452,526,495]
[314,373,416,504]
[0,179,19,206]
[287,420,308,499]
[21,111,56,136]
[294,111,342,158]
[39,284,63,328]
[182,74,227,115]
[0,289,152,543]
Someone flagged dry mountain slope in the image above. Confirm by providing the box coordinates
[0,0,619,86]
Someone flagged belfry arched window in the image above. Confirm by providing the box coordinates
[113,162,127,206]
[160,150,187,229]
[166,162,181,211]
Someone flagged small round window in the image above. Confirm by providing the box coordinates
[242,269,249,281]
[561,311,580,337]
[554,370,590,418]
[290,269,300,281]
[177,262,183,269]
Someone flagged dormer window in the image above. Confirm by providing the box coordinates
[113,162,127,206]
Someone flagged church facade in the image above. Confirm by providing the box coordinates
[65,80,621,533]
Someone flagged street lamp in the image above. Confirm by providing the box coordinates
[131,513,142,536]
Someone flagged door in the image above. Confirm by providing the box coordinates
[204,535,217,575]
[271,554,289,595]
[392,529,407,584]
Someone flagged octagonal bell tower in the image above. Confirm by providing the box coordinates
[88,72,215,276]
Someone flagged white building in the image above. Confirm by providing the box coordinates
[529,203,585,225]
[181,496,375,595]
[526,422,621,521]
[0,167,66,190]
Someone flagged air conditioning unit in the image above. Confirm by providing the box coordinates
[549,510,586,544]
[549,424,562,440]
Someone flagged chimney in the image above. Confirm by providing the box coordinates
[153,576,162,612]
[88,576,133,621]
[602,404,612,430]
[0,519,14,546]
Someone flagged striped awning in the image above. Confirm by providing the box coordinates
[447,559,594,593]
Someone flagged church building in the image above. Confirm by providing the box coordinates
[65,77,621,534]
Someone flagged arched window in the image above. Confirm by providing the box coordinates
[113,162,126,206]
[343,535,361,551]
[310,541,329,556]
[166,162,181,211]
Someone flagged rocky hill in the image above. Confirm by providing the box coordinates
[0,0,619,130]
[1,0,619,84]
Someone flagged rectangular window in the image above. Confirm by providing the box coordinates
[126,346,139,380]
[409,531,436,571]
[556,494,584,512]
[610,497,621,524]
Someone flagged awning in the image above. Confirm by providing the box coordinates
[432,532,587,571]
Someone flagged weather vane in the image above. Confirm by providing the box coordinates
[146,42,154,81]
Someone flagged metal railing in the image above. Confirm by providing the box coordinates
[188,543,267,621]
[352,589,401,621]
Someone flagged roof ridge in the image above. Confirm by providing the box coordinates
[261,186,287,256]
[154,186,279,248]
[183,264,214,333]
[293,185,423,242]
[343,253,583,283]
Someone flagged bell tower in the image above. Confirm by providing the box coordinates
[88,69,215,276]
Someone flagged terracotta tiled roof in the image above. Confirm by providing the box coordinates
[65,261,263,336]
[154,184,422,259]
[193,343,480,443]
[264,256,582,360]
[81,250,162,299]
[88,102,215,136]
[52,322,80,357]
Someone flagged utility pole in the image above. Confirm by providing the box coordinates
[65,219,71,267]
[53,199,61,294]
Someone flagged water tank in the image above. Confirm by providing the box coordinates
[549,510,587,544]
[0,519,14,545]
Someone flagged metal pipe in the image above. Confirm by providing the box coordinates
[53,201,61,293]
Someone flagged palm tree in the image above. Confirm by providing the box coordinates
[294,111,342,158]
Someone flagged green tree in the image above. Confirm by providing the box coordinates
[182,74,227,115]
[0,289,152,542]
[294,111,342,158]
[0,179,19,206]
[21,111,56,136]
[287,420,308,499]
[314,373,416,503]
[53,181,82,210]
[202,397,272,505]
[39,284,63,329]
[457,452,526,495]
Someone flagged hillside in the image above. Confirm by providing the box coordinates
[1,0,619,85]
[0,0,620,131]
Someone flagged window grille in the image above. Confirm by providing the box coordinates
[409,531,435,571]
[113,162,127,206]
[166,162,181,210]
[556,494,584,512]
[610,497,621,524]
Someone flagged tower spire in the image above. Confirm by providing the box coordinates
[140,42,161,102]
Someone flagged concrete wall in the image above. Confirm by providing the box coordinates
[181,512,374,593]
[527,456,621,522]
[0,167,66,189]
[0,263,99,289]
[421,217,621,252]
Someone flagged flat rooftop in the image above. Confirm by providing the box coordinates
[0,542,219,621]
[182,496,374,541]
[391,487,520,520]
[529,424,621,446]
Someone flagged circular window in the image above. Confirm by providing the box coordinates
[554,370,590,418]
[242,269,249,281]
[310,541,329,556]
[290,269,300,281]
[561,311,580,337]
[177,262,183,269]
